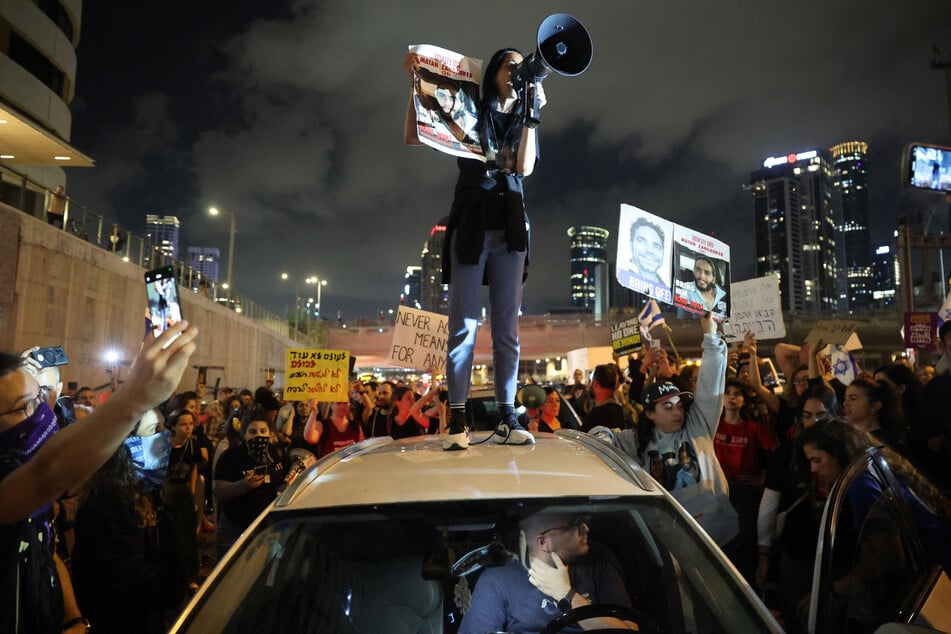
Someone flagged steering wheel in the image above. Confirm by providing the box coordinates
[538,603,657,634]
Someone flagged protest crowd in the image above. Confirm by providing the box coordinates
[4,310,951,633]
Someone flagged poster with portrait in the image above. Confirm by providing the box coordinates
[615,204,674,304]
[671,225,731,321]
[407,44,483,160]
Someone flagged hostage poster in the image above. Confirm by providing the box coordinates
[616,203,732,321]
[406,44,483,160]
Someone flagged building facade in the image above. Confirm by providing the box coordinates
[750,149,838,315]
[145,214,180,259]
[831,141,873,313]
[871,243,897,309]
[420,217,449,314]
[186,246,220,283]
[567,226,610,316]
[0,0,93,209]
[401,265,422,309]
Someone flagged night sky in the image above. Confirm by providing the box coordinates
[66,1,951,320]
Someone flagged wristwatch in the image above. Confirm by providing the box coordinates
[557,588,576,614]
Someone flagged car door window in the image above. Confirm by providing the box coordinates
[817,453,933,633]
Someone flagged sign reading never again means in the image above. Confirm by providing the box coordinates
[611,315,643,355]
[722,275,786,340]
[390,306,450,372]
[285,349,350,402]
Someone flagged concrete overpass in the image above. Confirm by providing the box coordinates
[326,310,910,375]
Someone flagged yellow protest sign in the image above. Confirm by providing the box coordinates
[285,349,350,402]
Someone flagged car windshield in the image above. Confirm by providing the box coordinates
[176,496,776,633]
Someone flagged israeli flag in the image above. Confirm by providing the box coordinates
[830,345,859,385]
[938,290,951,328]
[638,299,666,341]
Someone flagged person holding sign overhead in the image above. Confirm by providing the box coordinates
[404,48,545,451]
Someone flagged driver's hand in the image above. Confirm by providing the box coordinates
[527,552,571,601]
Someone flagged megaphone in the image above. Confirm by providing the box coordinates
[511,13,593,127]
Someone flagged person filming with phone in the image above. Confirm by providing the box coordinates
[0,322,197,634]
[213,404,287,559]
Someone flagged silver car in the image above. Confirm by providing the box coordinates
[172,430,781,633]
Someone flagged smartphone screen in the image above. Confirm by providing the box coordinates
[903,143,951,192]
[144,266,183,335]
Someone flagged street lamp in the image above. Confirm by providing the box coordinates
[281,273,327,332]
[208,206,236,295]
[306,276,328,318]
[280,272,302,330]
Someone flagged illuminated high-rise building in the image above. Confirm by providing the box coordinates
[420,217,449,314]
[401,265,422,309]
[186,246,220,283]
[750,149,838,315]
[145,214,180,259]
[567,226,609,316]
[831,141,872,313]
[871,243,897,308]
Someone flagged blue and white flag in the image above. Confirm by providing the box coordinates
[938,290,951,328]
[638,299,666,341]
[830,345,859,385]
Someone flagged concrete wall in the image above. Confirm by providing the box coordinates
[0,203,297,394]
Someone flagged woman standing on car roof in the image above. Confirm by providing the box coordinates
[404,48,544,451]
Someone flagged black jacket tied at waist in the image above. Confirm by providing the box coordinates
[442,160,529,285]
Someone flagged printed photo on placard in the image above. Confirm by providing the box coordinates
[616,204,674,304]
[672,225,731,321]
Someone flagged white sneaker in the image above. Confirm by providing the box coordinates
[493,422,535,445]
[442,431,469,451]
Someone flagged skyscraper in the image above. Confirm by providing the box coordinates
[831,141,872,313]
[567,226,610,314]
[420,217,449,314]
[401,265,422,309]
[187,246,220,283]
[750,149,838,315]
[145,214,180,259]
[871,243,897,308]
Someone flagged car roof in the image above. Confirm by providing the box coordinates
[276,431,660,510]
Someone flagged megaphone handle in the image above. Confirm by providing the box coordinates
[524,84,541,129]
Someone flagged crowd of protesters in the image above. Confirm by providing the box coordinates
[5,315,951,632]
[581,317,951,631]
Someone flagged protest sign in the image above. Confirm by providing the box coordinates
[616,204,674,304]
[616,204,731,315]
[722,275,786,340]
[804,320,862,350]
[407,44,484,160]
[285,349,350,402]
[672,225,731,321]
[611,315,643,355]
[903,312,938,349]
[389,306,450,372]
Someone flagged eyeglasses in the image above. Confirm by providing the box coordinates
[539,515,590,536]
[792,378,808,386]
[0,388,48,419]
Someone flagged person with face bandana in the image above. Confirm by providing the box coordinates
[213,405,287,560]
[0,323,197,634]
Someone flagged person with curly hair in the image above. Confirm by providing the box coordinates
[72,445,182,633]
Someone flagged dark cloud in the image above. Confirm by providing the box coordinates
[68,0,951,318]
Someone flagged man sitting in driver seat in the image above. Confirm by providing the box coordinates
[460,511,638,632]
